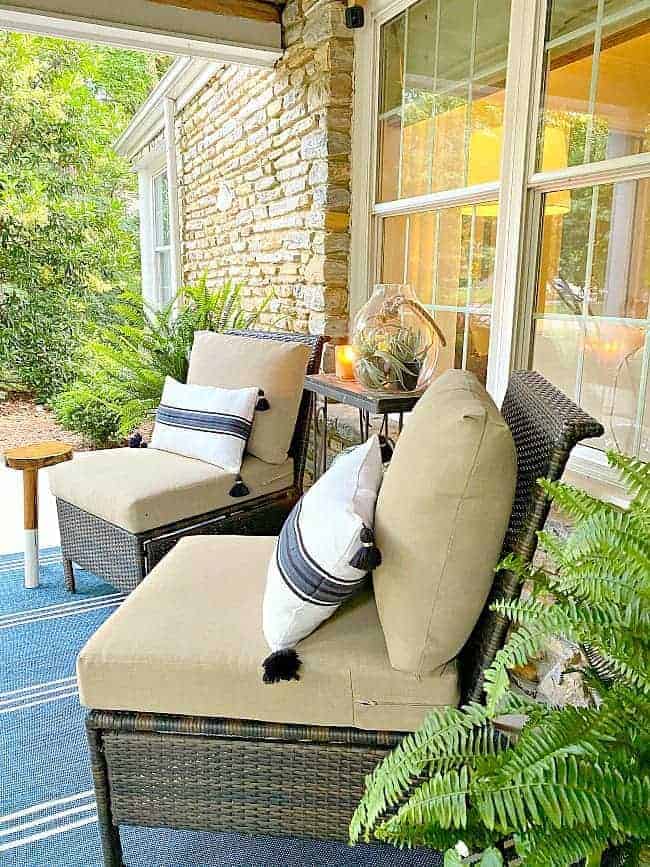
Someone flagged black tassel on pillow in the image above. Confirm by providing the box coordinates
[262,649,301,684]
[256,389,270,412]
[349,526,382,571]
[128,431,142,448]
[229,475,250,498]
[378,434,394,463]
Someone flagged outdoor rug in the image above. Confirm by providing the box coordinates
[1,547,442,867]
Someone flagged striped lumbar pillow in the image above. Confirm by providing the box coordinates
[151,377,258,478]
[262,435,384,683]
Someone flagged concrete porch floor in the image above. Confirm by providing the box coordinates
[0,464,61,555]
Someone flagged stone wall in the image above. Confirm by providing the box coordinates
[175,0,353,337]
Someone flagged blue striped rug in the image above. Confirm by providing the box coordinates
[0,548,441,866]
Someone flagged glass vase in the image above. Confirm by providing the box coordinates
[351,283,446,393]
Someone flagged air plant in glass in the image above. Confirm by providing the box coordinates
[352,283,446,393]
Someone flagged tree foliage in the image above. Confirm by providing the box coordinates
[351,453,650,866]
[0,31,170,399]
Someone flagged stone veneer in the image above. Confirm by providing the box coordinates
[175,0,353,337]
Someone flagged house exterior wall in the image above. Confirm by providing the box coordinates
[173,0,353,336]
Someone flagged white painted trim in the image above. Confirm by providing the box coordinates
[115,57,219,160]
[528,151,650,193]
[373,182,500,217]
[137,150,166,309]
[349,18,377,324]
[164,97,183,302]
[486,0,548,404]
[0,5,281,64]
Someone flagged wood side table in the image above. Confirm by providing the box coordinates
[4,441,73,588]
[304,374,423,479]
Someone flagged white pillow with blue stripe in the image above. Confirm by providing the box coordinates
[262,435,384,683]
[151,377,258,475]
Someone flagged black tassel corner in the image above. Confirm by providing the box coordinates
[349,525,382,571]
[229,475,250,498]
[378,434,394,463]
[140,441,148,448]
[262,649,302,684]
[256,388,270,412]
[128,431,142,448]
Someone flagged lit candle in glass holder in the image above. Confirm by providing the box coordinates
[335,345,358,381]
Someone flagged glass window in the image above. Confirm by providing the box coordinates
[538,1,650,170]
[531,179,650,456]
[380,203,498,384]
[152,171,172,307]
[376,0,511,203]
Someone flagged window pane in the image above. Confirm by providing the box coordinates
[532,180,650,457]
[406,211,437,304]
[153,171,170,247]
[377,0,510,203]
[155,249,172,305]
[538,2,650,169]
[377,16,405,202]
[380,215,407,283]
[379,202,497,384]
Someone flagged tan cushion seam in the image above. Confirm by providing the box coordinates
[416,410,489,674]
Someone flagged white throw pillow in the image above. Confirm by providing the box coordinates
[150,377,258,476]
[262,435,384,682]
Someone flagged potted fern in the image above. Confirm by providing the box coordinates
[351,452,649,867]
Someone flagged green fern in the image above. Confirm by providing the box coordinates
[351,451,650,865]
[54,277,272,443]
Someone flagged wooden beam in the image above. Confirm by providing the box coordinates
[148,0,281,24]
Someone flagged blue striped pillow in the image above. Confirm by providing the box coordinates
[262,436,384,682]
[150,377,258,474]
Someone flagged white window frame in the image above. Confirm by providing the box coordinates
[134,141,181,311]
[351,0,650,481]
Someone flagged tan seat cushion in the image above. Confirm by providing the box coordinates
[374,370,517,675]
[48,448,294,534]
[77,536,459,731]
[187,332,311,465]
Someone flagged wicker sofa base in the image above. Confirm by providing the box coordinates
[86,710,403,867]
[57,489,299,594]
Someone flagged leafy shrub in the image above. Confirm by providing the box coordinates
[351,452,650,867]
[0,286,87,402]
[55,278,271,445]
[52,381,120,447]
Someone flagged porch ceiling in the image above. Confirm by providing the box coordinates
[0,0,283,66]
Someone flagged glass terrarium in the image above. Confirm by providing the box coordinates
[352,283,446,393]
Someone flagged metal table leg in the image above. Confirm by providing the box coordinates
[321,396,329,476]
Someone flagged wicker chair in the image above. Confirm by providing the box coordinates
[83,371,603,866]
[53,330,324,594]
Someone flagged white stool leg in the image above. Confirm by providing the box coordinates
[23,468,39,589]
[24,529,39,589]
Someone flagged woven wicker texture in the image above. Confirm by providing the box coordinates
[460,370,603,703]
[58,331,323,595]
[102,731,389,842]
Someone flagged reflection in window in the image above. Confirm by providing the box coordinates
[376,0,511,203]
[152,171,173,308]
[379,204,498,384]
[539,0,650,169]
[532,179,650,458]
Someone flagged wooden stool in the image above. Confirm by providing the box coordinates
[4,441,73,589]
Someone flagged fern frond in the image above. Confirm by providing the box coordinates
[608,451,650,512]
[538,478,621,522]
[376,767,470,838]
[514,823,627,867]
[349,703,494,844]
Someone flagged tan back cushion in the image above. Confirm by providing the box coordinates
[374,369,517,675]
[188,332,311,465]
